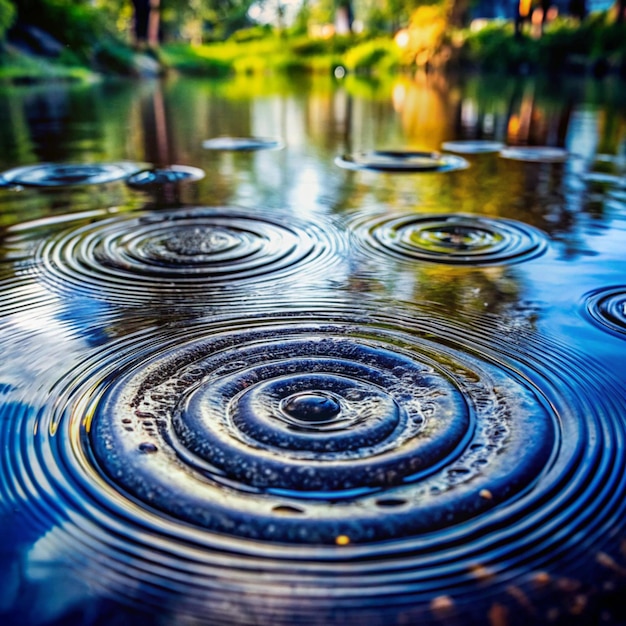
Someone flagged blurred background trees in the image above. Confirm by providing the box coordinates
[1,0,625,78]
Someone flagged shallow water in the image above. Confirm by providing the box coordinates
[0,71,625,626]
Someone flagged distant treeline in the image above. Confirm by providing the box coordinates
[0,1,625,80]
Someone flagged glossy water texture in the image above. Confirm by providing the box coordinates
[0,73,626,626]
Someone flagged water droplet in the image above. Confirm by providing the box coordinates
[358,214,547,266]
[280,392,341,423]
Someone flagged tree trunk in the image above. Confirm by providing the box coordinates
[132,0,150,43]
[148,0,160,46]
[448,0,471,28]
[569,0,587,20]
[515,0,532,38]
[335,1,353,34]
[618,0,625,24]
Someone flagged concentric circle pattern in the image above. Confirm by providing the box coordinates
[499,146,569,163]
[354,213,548,265]
[91,321,556,543]
[126,165,205,188]
[441,140,504,154]
[335,150,469,173]
[583,286,626,337]
[6,306,624,625]
[202,136,284,151]
[36,207,342,302]
[0,161,143,187]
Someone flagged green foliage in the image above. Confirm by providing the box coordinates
[15,0,114,61]
[536,18,591,70]
[4,0,626,81]
[460,15,626,75]
[288,36,331,57]
[159,31,399,78]
[0,0,15,41]
[463,23,537,72]
[343,38,399,73]
[158,43,233,76]
[229,25,273,43]
[0,46,94,83]
[93,40,146,76]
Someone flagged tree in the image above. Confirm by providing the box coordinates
[447,0,473,28]
[569,0,587,20]
[0,0,15,42]
[131,0,151,43]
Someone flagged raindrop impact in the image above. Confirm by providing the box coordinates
[2,307,625,625]
[0,162,144,187]
[334,150,469,173]
[354,214,548,266]
[88,321,554,541]
[35,207,343,303]
[583,286,626,337]
[202,136,284,151]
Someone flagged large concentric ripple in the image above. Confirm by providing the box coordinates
[91,320,553,543]
[583,286,626,337]
[3,306,624,624]
[353,213,549,266]
[36,207,343,302]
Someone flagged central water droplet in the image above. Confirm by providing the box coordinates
[280,392,341,423]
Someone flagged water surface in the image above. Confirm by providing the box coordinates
[0,72,625,626]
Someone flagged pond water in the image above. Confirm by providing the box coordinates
[0,71,625,626]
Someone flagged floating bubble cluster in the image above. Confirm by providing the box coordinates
[352,213,549,265]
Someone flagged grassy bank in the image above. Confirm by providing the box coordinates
[158,34,399,78]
